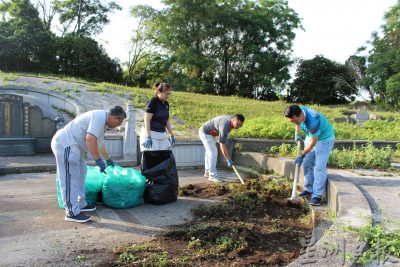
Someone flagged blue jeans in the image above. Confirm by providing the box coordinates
[199,129,218,176]
[303,138,334,198]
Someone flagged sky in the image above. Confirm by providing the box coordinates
[97,0,398,65]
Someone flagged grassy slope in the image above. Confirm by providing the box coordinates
[91,82,400,141]
[1,72,400,140]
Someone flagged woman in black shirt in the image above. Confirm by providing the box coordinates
[140,83,175,151]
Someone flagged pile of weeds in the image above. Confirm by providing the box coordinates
[114,177,311,266]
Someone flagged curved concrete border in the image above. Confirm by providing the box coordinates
[233,151,372,266]
[0,84,84,115]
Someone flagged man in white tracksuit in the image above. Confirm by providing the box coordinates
[199,114,245,183]
[51,106,126,223]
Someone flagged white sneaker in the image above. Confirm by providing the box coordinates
[208,175,223,183]
[204,172,209,177]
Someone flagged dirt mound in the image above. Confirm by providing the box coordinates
[113,177,312,266]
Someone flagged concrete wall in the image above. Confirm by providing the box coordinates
[136,140,205,167]
[233,151,305,184]
[172,141,205,167]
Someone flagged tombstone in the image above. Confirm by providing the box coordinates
[355,109,369,126]
[334,117,347,123]
[0,93,59,155]
[346,116,356,124]
[123,99,137,161]
[369,114,382,120]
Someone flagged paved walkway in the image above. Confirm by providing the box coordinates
[2,152,400,266]
[0,168,241,267]
[333,169,400,232]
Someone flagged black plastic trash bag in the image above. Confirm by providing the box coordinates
[141,150,179,205]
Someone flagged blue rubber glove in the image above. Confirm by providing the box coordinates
[226,159,233,167]
[295,155,304,166]
[142,137,152,148]
[295,133,303,142]
[169,135,176,148]
[95,158,107,173]
[106,159,115,167]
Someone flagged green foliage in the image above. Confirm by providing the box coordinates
[0,1,123,82]
[268,143,394,169]
[0,71,18,81]
[4,72,399,141]
[0,0,54,72]
[386,72,400,107]
[365,1,400,107]
[394,144,400,158]
[278,143,297,157]
[288,55,357,104]
[58,0,121,36]
[131,0,301,97]
[191,178,292,220]
[124,53,172,88]
[350,224,400,265]
[328,143,393,169]
[215,236,248,253]
[187,237,204,249]
[54,35,122,82]
[76,255,86,263]
[192,193,259,220]
[85,82,400,141]
[345,55,376,103]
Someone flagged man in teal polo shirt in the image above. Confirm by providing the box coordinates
[284,105,335,206]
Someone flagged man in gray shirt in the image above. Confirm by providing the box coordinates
[199,114,245,183]
[51,106,126,223]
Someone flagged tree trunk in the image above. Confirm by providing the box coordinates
[224,46,229,95]
[77,0,83,35]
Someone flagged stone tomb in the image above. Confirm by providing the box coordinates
[0,94,61,155]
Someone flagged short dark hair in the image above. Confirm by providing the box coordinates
[234,114,245,122]
[284,105,302,118]
[110,106,127,119]
[154,82,172,93]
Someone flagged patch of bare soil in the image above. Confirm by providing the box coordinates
[109,177,312,266]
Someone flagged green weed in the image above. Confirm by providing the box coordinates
[0,71,18,81]
[328,143,393,169]
[349,224,400,265]
[214,236,248,253]
[76,255,86,263]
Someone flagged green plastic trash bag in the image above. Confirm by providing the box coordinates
[56,166,106,208]
[102,165,146,209]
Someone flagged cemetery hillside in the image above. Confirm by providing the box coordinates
[1,0,400,266]
[4,73,400,141]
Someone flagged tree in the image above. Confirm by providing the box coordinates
[345,54,375,103]
[0,0,54,71]
[124,53,172,88]
[34,0,60,31]
[58,0,121,36]
[55,35,122,82]
[288,55,357,105]
[125,5,157,86]
[133,0,301,97]
[365,1,400,107]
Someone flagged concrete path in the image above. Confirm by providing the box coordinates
[333,169,400,232]
[0,169,240,267]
